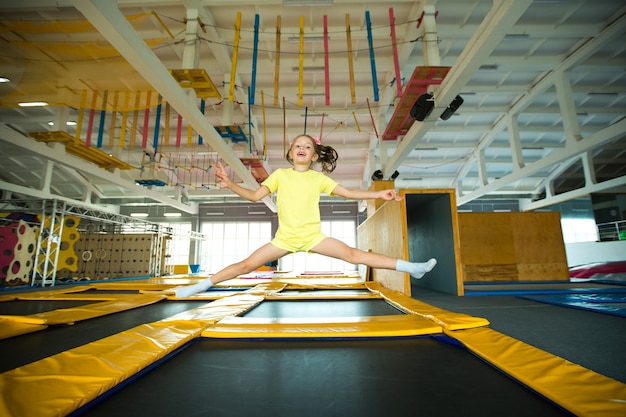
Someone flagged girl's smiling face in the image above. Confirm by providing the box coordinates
[289,136,319,167]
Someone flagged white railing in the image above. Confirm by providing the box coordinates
[597,220,626,241]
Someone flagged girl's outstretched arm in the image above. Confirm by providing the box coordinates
[331,184,403,201]
[215,161,271,202]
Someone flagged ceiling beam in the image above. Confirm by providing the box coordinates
[71,0,277,212]
[383,0,534,179]
[0,123,198,213]
[458,117,626,206]
[454,11,626,204]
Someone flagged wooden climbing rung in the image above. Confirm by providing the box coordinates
[30,131,134,170]
[169,69,222,100]
[215,125,248,143]
[381,66,451,141]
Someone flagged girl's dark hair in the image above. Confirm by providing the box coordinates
[286,134,338,174]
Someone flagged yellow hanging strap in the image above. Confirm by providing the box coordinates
[229,12,242,102]
[108,90,119,148]
[119,92,130,149]
[151,11,175,39]
[274,15,281,106]
[130,91,141,149]
[345,14,356,104]
[283,96,287,156]
[297,15,304,107]
[352,111,361,132]
[261,90,267,159]
[164,101,170,147]
[75,90,87,140]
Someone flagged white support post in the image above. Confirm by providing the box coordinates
[222,73,234,126]
[554,71,583,144]
[478,150,488,186]
[380,139,389,172]
[421,5,441,66]
[40,160,54,194]
[182,9,200,70]
[507,114,525,170]
[581,151,597,186]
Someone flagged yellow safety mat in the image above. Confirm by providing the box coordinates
[366,282,490,330]
[203,314,443,339]
[161,294,266,323]
[0,295,17,303]
[90,277,206,292]
[285,283,368,290]
[0,294,165,325]
[11,286,93,298]
[0,320,205,417]
[0,319,47,340]
[449,327,626,417]
[267,290,379,300]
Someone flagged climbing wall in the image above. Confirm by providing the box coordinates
[43,215,81,281]
[6,221,39,285]
[0,220,38,286]
[74,233,161,280]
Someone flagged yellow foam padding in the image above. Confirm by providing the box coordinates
[0,318,47,340]
[243,281,288,295]
[266,290,380,300]
[295,273,361,278]
[0,320,206,417]
[14,285,94,297]
[160,294,267,323]
[173,264,190,274]
[163,281,288,300]
[203,314,443,339]
[0,295,17,303]
[366,282,490,330]
[0,294,165,325]
[285,282,367,290]
[448,327,626,417]
[17,292,138,301]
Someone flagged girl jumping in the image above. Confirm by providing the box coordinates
[175,134,436,297]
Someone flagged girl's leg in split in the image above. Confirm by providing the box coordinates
[175,243,289,298]
[311,237,436,279]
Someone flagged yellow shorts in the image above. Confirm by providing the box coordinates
[271,232,327,253]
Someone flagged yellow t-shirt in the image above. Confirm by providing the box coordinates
[262,168,338,246]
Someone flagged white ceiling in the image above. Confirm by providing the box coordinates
[0,0,625,215]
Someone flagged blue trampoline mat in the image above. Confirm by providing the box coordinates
[518,293,626,318]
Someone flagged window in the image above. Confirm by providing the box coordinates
[198,222,272,273]
[160,222,192,265]
[560,218,598,243]
[279,219,357,273]
[196,219,358,275]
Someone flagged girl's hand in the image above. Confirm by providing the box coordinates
[215,161,232,189]
[379,189,403,201]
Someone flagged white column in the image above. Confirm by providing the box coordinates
[421,4,441,66]
[554,71,582,144]
[507,114,525,170]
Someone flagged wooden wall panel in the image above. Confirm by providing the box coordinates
[459,212,569,282]
[357,199,408,294]
[366,180,396,217]
[511,212,569,281]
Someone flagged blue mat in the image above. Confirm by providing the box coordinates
[518,293,626,318]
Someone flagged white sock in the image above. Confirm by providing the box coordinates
[396,258,437,279]
[175,278,214,298]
